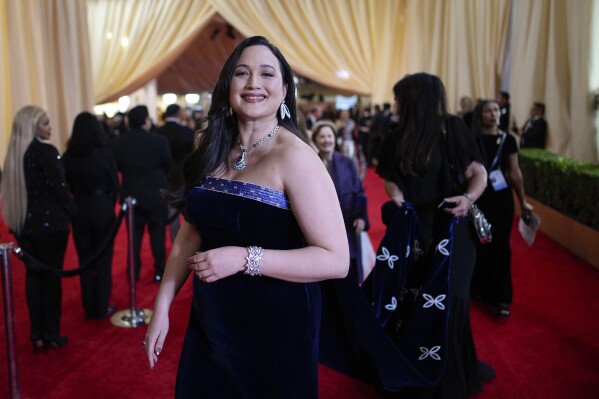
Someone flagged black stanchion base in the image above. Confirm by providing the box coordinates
[111,308,153,328]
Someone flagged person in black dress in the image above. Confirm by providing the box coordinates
[376,73,489,398]
[143,36,349,398]
[63,112,119,320]
[1,105,74,352]
[470,100,534,318]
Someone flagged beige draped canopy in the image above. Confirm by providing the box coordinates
[1,0,598,164]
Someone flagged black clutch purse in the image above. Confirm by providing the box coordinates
[470,204,492,244]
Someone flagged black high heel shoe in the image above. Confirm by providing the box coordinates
[44,335,68,349]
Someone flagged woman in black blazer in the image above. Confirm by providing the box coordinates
[64,112,119,320]
[1,105,74,352]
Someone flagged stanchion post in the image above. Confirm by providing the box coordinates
[111,197,152,328]
[126,197,139,318]
[1,242,21,399]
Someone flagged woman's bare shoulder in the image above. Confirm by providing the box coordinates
[274,130,318,163]
[277,129,315,156]
[271,130,329,191]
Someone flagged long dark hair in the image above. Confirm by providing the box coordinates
[65,112,106,156]
[391,73,448,176]
[172,36,300,212]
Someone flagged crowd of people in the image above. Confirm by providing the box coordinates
[0,35,550,398]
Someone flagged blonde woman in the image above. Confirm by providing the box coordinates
[1,105,73,352]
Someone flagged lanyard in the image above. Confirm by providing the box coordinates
[489,133,507,170]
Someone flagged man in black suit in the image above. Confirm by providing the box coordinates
[112,105,172,283]
[155,104,195,242]
[520,102,548,149]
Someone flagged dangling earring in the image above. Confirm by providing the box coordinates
[228,107,233,117]
[279,101,291,120]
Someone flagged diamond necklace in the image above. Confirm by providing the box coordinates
[232,124,280,170]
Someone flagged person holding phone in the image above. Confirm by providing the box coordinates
[376,73,490,397]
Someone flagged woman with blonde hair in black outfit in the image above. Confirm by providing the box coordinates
[1,105,74,352]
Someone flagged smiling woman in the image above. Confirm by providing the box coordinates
[143,36,349,398]
[229,46,287,123]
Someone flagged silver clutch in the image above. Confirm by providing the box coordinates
[470,204,492,244]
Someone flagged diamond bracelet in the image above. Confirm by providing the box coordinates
[244,246,263,276]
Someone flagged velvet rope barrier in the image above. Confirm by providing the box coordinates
[1,242,20,399]
[12,204,127,278]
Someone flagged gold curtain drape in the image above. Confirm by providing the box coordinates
[0,0,11,163]
[1,0,93,158]
[401,0,511,111]
[510,0,598,161]
[211,0,511,108]
[214,0,390,99]
[88,0,216,104]
[1,0,597,164]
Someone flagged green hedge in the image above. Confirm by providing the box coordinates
[519,148,599,231]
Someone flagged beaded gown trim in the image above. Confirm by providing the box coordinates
[196,176,290,210]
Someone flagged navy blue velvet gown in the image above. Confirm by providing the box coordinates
[175,177,321,399]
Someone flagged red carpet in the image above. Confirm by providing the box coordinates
[1,167,599,398]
